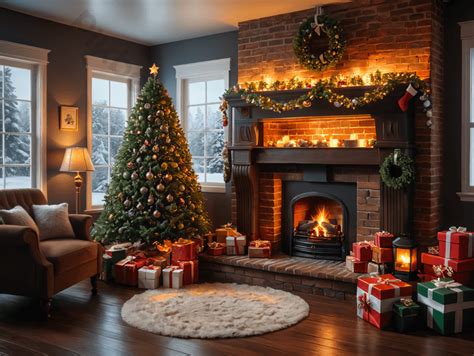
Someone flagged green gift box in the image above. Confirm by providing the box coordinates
[100,254,113,282]
[393,299,421,333]
[417,278,474,335]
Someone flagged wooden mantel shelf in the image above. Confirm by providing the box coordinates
[254,147,380,165]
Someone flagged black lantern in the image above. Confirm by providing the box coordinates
[392,234,418,281]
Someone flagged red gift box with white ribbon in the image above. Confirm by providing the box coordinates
[171,239,196,264]
[356,273,412,329]
[374,231,395,248]
[352,241,373,262]
[115,256,148,286]
[173,259,199,285]
[438,226,474,260]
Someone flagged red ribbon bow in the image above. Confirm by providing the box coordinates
[358,294,371,310]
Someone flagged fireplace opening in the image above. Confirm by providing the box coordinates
[282,181,357,261]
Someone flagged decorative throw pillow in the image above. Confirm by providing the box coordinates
[32,203,75,241]
[0,205,40,236]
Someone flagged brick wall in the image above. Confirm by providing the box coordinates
[236,0,443,244]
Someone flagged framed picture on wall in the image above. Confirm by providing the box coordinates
[59,106,79,131]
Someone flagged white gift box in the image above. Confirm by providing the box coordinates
[226,235,246,255]
[162,267,183,289]
[138,266,161,289]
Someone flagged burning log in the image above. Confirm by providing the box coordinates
[321,221,338,235]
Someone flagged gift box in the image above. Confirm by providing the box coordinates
[356,274,412,329]
[171,238,196,263]
[174,259,199,285]
[216,224,240,244]
[207,242,226,256]
[352,241,373,262]
[368,262,387,275]
[346,256,368,273]
[115,257,148,286]
[192,236,205,254]
[162,266,184,289]
[393,298,421,333]
[417,278,474,335]
[148,255,169,270]
[374,231,395,248]
[138,265,161,289]
[422,262,474,286]
[438,227,474,260]
[248,240,271,258]
[105,246,127,264]
[226,235,246,255]
[100,254,113,282]
[421,253,474,273]
[372,246,393,264]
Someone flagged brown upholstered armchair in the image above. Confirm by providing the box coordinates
[0,189,102,317]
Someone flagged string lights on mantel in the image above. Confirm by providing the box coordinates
[220,71,433,128]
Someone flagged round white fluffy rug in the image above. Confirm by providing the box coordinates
[121,283,310,338]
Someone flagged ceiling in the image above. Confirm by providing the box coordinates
[0,0,349,45]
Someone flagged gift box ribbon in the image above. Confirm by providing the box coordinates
[445,227,473,261]
[166,266,180,288]
[418,278,474,333]
[208,242,225,249]
[249,240,271,248]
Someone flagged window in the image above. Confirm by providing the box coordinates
[86,56,141,210]
[459,21,474,201]
[175,58,230,193]
[0,41,48,192]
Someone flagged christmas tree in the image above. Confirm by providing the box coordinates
[92,64,211,245]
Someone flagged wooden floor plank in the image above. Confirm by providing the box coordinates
[0,280,472,355]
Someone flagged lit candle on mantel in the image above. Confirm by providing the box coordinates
[329,138,339,148]
[358,138,367,148]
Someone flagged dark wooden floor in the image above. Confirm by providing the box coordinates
[0,281,473,356]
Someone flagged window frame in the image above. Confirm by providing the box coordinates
[0,40,49,194]
[85,55,142,212]
[174,58,230,193]
[459,21,474,201]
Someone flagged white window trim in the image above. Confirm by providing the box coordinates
[175,58,230,193]
[0,40,49,196]
[459,21,474,202]
[85,55,142,211]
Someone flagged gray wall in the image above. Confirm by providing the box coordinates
[0,8,150,212]
[442,1,474,230]
[151,31,238,228]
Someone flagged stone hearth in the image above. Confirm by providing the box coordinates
[199,254,357,300]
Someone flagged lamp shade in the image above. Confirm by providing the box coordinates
[60,147,95,172]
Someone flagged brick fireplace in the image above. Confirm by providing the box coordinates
[230,0,444,251]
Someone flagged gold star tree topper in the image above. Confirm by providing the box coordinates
[149,63,159,77]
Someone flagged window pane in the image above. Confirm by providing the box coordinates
[0,66,3,98]
[92,105,108,135]
[110,108,127,136]
[188,131,204,156]
[4,100,30,132]
[5,66,31,101]
[192,157,205,182]
[5,134,30,164]
[471,128,474,186]
[110,81,128,108]
[92,136,109,165]
[207,79,225,103]
[0,100,3,130]
[0,135,2,164]
[207,104,222,129]
[6,166,30,188]
[110,136,122,164]
[187,105,205,131]
[92,167,108,206]
[92,78,109,105]
[188,81,205,105]
[206,130,224,175]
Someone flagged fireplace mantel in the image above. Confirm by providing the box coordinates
[227,85,416,248]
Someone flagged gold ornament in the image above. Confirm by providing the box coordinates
[152,154,158,160]
[157,183,165,192]
[153,210,161,218]
[178,223,184,230]
[146,170,154,180]
[161,162,168,170]
[152,145,159,153]
[164,173,173,182]
[147,195,155,205]
[166,194,174,202]
[179,184,185,192]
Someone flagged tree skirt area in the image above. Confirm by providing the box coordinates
[121,283,310,338]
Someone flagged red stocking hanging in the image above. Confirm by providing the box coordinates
[398,84,418,112]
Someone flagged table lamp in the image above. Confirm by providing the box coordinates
[60,147,95,213]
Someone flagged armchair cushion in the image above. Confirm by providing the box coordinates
[40,239,99,275]
[0,205,39,236]
[33,203,74,241]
